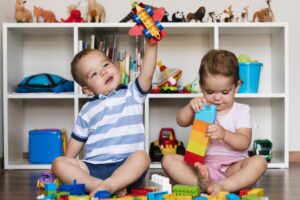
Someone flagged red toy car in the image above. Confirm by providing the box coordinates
[150,128,185,161]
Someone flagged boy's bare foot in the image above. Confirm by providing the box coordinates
[90,182,112,197]
[194,162,212,191]
[115,188,127,197]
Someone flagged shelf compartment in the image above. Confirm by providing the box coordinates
[4,99,74,169]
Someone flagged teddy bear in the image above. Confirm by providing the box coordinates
[172,11,186,22]
[15,0,33,23]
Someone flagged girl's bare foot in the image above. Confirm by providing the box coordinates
[207,183,223,195]
[194,162,212,191]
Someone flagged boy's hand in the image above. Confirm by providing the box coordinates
[189,97,207,112]
[206,122,226,140]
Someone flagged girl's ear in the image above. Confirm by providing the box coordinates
[234,80,242,93]
[82,85,94,96]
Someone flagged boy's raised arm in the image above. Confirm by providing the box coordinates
[138,40,158,92]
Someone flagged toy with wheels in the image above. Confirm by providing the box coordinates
[37,171,60,189]
[129,1,167,45]
[150,128,185,161]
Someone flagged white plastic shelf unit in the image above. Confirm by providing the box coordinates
[3,23,288,169]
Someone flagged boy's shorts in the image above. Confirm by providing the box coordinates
[205,155,246,182]
[84,158,147,191]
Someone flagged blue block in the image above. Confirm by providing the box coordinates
[226,193,240,200]
[147,191,168,200]
[195,105,217,123]
[29,129,63,164]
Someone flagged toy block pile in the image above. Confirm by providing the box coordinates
[184,105,217,164]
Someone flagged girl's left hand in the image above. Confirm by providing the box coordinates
[206,123,226,140]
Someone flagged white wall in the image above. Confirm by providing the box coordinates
[0,0,13,160]
[1,0,300,152]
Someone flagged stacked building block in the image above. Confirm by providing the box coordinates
[184,105,217,164]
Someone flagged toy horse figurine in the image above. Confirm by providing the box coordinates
[87,0,105,22]
[252,0,274,22]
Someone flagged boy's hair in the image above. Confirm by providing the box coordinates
[71,48,105,86]
[199,49,239,86]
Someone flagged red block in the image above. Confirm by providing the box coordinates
[184,151,205,164]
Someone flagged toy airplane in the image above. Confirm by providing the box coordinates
[128,2,167,45]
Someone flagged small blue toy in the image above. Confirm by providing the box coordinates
[58,179,85,195]
[94,190,111,198]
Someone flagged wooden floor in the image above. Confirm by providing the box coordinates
[0,163,300,200]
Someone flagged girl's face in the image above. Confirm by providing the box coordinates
[201,74,241,115]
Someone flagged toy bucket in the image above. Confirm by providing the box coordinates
[238,62,263,93]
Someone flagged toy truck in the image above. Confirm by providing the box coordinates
[150,128,185,161]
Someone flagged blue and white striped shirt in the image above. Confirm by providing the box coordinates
[72,79,148,164]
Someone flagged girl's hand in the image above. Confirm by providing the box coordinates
[189,97,207,112]
[206,122,226,140]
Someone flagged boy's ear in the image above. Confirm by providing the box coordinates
[82,85,94,96]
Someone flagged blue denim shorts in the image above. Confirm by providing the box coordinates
[84,159,147,191]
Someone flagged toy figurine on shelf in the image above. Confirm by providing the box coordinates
[252,0,275,22]
[129,1,167,45]
[156,60,182,93]
[87,0,105,22]
[61,4,85,23]
[186,6,206,22]
[241,6,249,22]
[33,6,59,22]
[15,0,33,23]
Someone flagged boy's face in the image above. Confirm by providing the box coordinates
[77,51,120,96]
[201,74,241,115]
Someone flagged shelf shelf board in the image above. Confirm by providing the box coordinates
[148,93,286,99]
[7,93,76,99]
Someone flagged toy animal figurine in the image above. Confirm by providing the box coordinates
[15,0,33,23]
[172,11,186,22]
[87,0,105,22]
[241,6,249,22]
[252,0,274,22]
[209,11,223,23]
[33,6,59,22]
[223,5,234,22]
[61,4,85,22]
[186,6,206,22]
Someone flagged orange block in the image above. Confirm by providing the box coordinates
[192,120,210,133]
[190,130,210,146]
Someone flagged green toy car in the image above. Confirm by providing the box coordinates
[253,139,273,162]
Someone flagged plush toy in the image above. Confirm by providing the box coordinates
[172,11,186,22]
[61,4,85,22]
[33,6,59,22]
[15,0,33,23]
[88,0,105,22]
[186,6,206,22]
[223,5,234,22]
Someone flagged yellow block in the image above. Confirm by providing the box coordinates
[186,140,207,156]
[190,130,210,146]
[192,120,210,133]
[248,188,265,196]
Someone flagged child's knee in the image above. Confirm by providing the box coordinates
[51,156,66,173]
[252,155,268,172]
[134,150,151,165]
[161,154,174,168]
